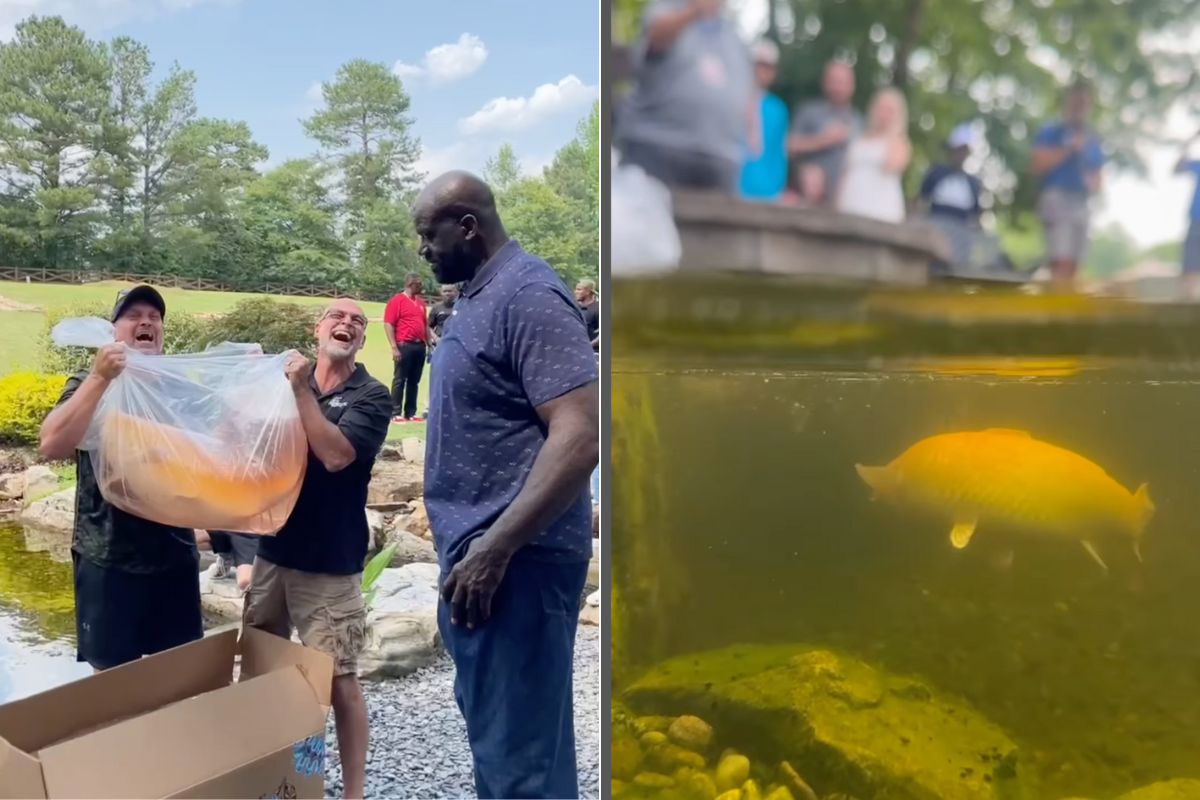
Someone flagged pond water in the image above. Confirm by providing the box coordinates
[611,277,1200,800]
[0,522,90,702]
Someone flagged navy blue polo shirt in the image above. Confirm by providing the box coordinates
[257,363,392,575]
[425,240,599,572]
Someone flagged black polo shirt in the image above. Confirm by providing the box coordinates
[256,363,392,575]
[55,370,199,574]
[429,300,455,338]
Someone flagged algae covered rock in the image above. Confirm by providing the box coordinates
[764,786,795,800]
[777,762,818,800]
[715,753,752,793]
[742,779,763,800]
[623,644,1029,800]
[1114,781,1200,800]
[635,772,676,790]
[669,714,715,751]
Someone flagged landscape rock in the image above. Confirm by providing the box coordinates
[0,472,24,500]
[668,715,713,751]
[22,465,60,502]
[199,571,244,621]
[405,498,432,539]
[624,645,1028,800]
[579,604,600,626]
[368,461,424,504]
[359,563,442,680]
[715,753,750,792]
[400,436,424,464]
[365,508,386,549]
[377,443,403,461]
[1114,781,1200,800]
[385,527,437,567]
[20,487,75,534]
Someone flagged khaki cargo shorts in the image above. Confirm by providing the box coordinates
[1037,187,1091,263]
[243,558,366,677]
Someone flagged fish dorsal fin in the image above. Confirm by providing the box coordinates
[980,428,1032,437]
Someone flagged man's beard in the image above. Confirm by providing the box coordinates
[433,241,481,284]
[322,341,356,362]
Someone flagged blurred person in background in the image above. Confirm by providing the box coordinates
[835,87,911,223]
[916,123,984,227]
[1031,80,1106,289]
[383,272,429,423]
[739,38,789,202]
[788,59,862,206]
[616,0,757,193]
[575,278,600,352]
[1173,130,1200,300]
[428,283,458,354]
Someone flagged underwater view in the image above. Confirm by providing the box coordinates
[610,276,1200,800]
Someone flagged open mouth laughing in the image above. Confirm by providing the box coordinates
[331,329,353,344]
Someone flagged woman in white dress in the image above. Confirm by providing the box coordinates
[836,87,912,223]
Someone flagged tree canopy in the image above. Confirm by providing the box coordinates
[0,15,599,298]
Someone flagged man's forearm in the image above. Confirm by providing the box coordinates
[39,374,108,459]
[384,323,398,350]
[788,132,830,156]
[294,387,356,472]
[480,420,598,557]
[1031,146,1075,176]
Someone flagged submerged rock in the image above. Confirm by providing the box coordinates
[623,645,1028,800]
[668,714,714,751]
[777,762,818,800]
[1114,781,1200,800]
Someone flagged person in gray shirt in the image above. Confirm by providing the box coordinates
[788,60,863,206]
[617,0,756,193]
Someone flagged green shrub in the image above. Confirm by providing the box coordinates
[199,298,320,356]
[38,300,210,374]
[0,372,67,444]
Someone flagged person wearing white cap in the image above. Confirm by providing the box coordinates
[738,39,790,201]
[916,123,984,227]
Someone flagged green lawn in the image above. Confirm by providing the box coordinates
[0,280,428,440]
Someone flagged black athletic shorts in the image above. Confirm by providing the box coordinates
[72,552,204,670]
[208,530,261,567]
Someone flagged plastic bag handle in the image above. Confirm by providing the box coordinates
[51,317,118,349]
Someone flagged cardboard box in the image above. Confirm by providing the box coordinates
[0,627,333,799]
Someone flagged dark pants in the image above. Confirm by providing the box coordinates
[209,530,261,567]
[439,557,588,800]
[619,139,739,194]
[72,552,204,670]
[391,340,427,418]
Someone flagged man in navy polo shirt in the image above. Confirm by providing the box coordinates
[412,171,599,800]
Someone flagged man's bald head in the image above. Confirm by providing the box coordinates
[412,171,508,284]
[316,297,368,362]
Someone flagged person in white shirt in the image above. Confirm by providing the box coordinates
[836,87,912,223]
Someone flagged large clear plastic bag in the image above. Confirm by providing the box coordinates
[611,148,682,276]
[51,317,309,535]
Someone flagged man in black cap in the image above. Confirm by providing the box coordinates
[39,285,204,672]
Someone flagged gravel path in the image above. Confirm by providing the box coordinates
[324,624,600,799]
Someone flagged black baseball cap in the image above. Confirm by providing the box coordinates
[112,285,167,322]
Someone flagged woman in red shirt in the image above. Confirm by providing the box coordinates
[382,273,430,422]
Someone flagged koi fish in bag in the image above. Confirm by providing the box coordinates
[52,317,308,534]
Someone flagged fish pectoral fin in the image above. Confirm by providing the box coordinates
[1133,539,1144,564]
[1082,541,1109,572]
[949,519,978,550]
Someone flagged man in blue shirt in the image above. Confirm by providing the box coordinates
[739,39,789,201]
[1175,134,1200,300]
[1031,81,1106,288]
[411,171,599,800]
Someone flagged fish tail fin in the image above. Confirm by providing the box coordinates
[855,464,892,500]
[1132,482,1155,561]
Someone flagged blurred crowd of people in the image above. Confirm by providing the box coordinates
[613,0,1111,287]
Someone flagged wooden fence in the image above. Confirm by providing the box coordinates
[0,267,344,299]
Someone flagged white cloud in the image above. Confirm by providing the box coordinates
[459,75,598,136]
[305,81,324,103]
[414,142,473,182]
[392,33,488,85]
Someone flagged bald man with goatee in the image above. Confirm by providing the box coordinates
[244,299,392,800]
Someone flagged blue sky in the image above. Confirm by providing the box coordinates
[0,0,600,181]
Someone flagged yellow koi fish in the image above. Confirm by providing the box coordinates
[854,428,1155,571]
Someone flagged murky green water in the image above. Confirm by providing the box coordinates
[0,522,89,701]
[611,277,1200,800]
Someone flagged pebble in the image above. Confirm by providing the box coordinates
[323,625,600,798]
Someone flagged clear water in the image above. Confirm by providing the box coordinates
[611,277,1200,800]
[0,523,89,702]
